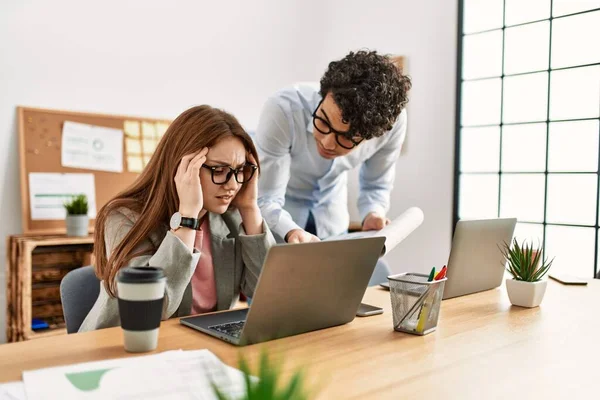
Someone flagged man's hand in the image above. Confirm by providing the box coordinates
[362,212,391,231]
[285,229,321,244]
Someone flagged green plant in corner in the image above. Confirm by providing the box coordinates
[500,238,553,282]
[212,350,313,400]
[64,194,88,215]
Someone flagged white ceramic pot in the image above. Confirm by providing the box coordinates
[66,215,89,237]
[506,279,548,308]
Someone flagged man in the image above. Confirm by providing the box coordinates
[255,50,411,247]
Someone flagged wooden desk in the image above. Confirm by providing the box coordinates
[0,282,598,399]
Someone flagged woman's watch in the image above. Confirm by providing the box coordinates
[169,212,201,231]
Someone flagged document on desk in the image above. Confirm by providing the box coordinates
[22,349,249,400]
[326,207,424,256]
[0,381,26,400]
[29,173,96,220]
[62,121,124,172]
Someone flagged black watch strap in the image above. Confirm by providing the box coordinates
[180,216,201,230]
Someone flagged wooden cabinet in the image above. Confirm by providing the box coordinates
[5,234,94,342]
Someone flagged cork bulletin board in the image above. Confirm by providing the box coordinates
[17,106,172,234]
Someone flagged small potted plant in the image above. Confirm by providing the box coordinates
[213,350,314,400]
[64,194,89,237]
[500,239,554,308]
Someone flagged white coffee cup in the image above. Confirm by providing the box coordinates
[117,267,166,353]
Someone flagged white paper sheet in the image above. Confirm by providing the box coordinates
[23,350,249,400]
[62,121,123,172]
[126,155,144,173]
[0,381,26,400]
[327,207,424,256]
[141,121,156,139]
[29,173,96,220]
[155,122,169,139]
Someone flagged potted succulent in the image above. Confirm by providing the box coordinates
[213,350,314,400]
[500,239,554,308]
[64,194,89,237]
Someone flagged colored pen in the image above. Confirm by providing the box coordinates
[417,267,436,333]
[416,290,433,333]
[417,266,447,333]
[427,267,436,282]
[440,266,447,279]
[435,265,447,281]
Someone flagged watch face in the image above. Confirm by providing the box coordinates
[170,212,182,230]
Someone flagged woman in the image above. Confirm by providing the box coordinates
[80,106,275,331]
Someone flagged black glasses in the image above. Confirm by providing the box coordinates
[201,163,257,185]
[312,98,364,150]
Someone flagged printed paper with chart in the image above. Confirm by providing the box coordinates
[22,350,250,400]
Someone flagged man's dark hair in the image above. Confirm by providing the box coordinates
[319,50,411,140]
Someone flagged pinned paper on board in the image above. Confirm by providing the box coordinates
[155,122,169,139]
[123,121,140,138]
[123,120,168,173]
[61,121,124,173]
[28,173,97,220]
[142,121,157,139]
[127,156,144,173]
[125,138,142,154]
[142,138,157,154]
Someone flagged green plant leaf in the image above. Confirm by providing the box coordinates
[64,194,88,215]
[280,370,307,400]
[500,238,552,282]
[239,355,254,399]
[531,258,554,282]
[211,350,313,400]
[256,350,277,399]
[211,382,230,400]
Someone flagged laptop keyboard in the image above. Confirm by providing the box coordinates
[208,320,246,338]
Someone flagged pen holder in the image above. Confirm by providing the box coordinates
[388,273,447,335]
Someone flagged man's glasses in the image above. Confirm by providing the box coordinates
[201,163,257,185]
[312,99,364,150]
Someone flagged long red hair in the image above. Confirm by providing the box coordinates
[94,106,259,297]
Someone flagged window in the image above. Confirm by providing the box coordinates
[455,0,600,278]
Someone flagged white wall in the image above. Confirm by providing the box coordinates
[0,0,457,343]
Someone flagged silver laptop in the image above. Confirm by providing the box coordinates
[443,218,517,300]
[180,237,385,346]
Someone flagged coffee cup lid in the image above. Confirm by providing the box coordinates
[117,267,165,283]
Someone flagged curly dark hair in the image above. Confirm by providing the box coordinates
[319,50,411,140]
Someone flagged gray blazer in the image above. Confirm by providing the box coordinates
[79,207,275,332]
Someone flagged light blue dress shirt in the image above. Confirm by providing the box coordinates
[255,83,407,241]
